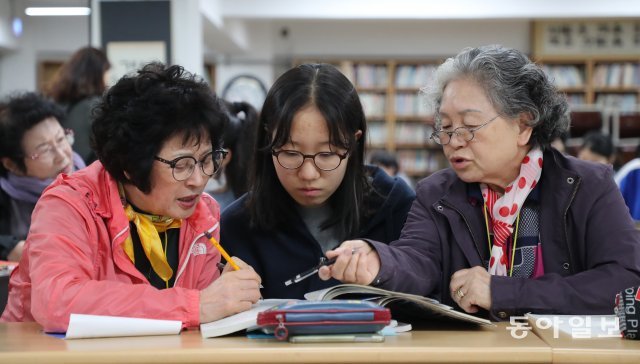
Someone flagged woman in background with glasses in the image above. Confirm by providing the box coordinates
[0,92,85,262]
[2,63,262,332]
[321,45,640,320]
[221,63,415,299]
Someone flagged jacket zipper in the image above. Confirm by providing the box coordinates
[439,201,485,263]
[562,178,580,274]
[174,224,218,284]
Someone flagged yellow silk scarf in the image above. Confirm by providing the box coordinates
[119,185,181,284]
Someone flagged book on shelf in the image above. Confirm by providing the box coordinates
[542,65,584,88]
[395,64,437,88]
[304,284,493,327]
[200,299,291,338]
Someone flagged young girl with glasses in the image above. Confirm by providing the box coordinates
[221,63,415,299]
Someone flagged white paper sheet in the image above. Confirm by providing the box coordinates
[65,314,182,339]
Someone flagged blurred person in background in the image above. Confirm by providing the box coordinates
[0,92,85,262]
[615,144,640,221]
[47,47,111,164]
[577,131,616,166]
[368,149,414,188]
[205,101,258,210]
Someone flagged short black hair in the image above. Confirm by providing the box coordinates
[580,131,615,159]
[0,92,65,177]
[368,150,399,174]
[91,63,227,193]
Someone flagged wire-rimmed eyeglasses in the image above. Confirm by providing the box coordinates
[28,129,75,161]
[430,115,500,145]
[154,149,228,181]
[272,149,349,171]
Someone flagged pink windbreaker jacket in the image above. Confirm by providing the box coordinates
[1,162,221,332]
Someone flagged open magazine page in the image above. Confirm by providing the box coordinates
[305,284,493,326]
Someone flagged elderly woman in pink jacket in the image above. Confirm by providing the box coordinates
[1,63,262,332]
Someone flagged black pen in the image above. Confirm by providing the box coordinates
[284,256,337,286]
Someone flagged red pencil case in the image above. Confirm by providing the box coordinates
[256,300,391,341]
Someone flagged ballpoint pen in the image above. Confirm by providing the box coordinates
[204,231,264,288]
[284,256,337,286]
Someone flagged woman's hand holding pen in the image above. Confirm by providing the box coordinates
[199,256,262,324]
[318,240,380,285]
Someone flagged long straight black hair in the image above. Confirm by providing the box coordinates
[247,63,369,240]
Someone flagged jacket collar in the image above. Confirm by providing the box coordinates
[50,161,218,252]
[437,148,579,268]
[438,173,488,266]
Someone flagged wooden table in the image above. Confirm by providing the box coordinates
[530,318,640,363]
[0,322,551,364]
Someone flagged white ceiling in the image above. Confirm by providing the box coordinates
[203,0,640,56]
[11,0,640,58]
[218,0,640,20]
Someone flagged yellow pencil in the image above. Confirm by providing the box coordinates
[204,231,240,270]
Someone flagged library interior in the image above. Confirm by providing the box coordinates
[1,1,639,185]
[0,1,640,363]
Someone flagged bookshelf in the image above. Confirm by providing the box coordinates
[533,20,640,110]
[295,59,445,181]
[533,20,640,164]
[535,56,640,110]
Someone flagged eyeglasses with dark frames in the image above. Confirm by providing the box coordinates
[271,149,349,171]
[430,115,500,146]
[154,149,228,181]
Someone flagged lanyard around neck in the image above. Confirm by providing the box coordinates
[483,204,520,277]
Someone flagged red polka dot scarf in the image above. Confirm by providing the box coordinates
[481,148,543,276]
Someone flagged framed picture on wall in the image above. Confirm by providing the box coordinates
[533,20,640,57]
[106,41,166,86]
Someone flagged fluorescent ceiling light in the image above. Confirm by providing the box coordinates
[25,7,91,16]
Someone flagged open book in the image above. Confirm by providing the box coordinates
[305,284,493,326]
[200,299,291,338]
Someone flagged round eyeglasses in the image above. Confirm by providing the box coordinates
[154,149,228,181]
[28,129,74,161]
[272,149,349,171]
[430,115,500,145]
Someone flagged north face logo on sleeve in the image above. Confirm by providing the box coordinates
[191,242,207,256]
